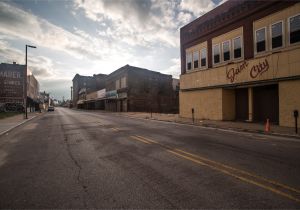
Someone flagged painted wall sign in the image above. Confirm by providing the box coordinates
[250,59,269,79]
[226,58,269,83]
[0,65,25,103]
[226,61,248,83]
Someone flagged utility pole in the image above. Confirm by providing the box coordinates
[24,44,36,119]
[71,86,73,101]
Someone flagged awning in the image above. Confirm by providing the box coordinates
[77,100,85,105]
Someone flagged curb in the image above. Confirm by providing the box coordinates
[0,115,39,137]
[72,109,300,141]
[113,113,300,141]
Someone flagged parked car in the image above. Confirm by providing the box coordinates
[48,106,55,111]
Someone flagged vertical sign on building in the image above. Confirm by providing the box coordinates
[0,64,25,105]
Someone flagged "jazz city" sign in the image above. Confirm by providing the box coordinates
[226,58,269,83]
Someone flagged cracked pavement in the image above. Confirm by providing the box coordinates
[0,107,299,208]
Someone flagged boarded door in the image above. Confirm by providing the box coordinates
[253,85,279,123]
[235,88,249,121]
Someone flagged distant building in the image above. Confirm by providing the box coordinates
[72,73,106,108]
[0,62,25,109]
[0,62,40,112]
[39,91,50,110]
[27,74,40,112]
[104,64,177,113]
[72,65,179,113]
[180,0,300,127]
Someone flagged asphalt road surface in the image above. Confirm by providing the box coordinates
[0,107,299,208]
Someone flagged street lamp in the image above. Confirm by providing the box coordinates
[24,44,37,119]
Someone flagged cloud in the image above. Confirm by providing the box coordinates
[0,2,103,61]
[0,39,59,79]
[162,58,181,78]
[179,0,216,17]
[74,0,181,48]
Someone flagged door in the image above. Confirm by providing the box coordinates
[235,88,249,121]
[253,84,279,123]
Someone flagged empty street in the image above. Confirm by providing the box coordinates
[0,108,299,208]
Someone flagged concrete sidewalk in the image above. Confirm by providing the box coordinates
[0,112,40,136]
[107,111,300,139]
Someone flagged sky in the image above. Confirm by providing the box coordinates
[0,0,225,100]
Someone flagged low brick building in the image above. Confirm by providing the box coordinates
[72,73,106,108]
[105,65,177,113]
[0,62,25,109]
[0,62,40,112]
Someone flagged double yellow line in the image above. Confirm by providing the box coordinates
[130,135,300,203]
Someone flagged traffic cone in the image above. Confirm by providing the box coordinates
[265,118,270,132]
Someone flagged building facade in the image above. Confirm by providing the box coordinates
[105,65,177,113]
[72,73,106,108]
[27,74,40,112]
[180,1,300,127]
[0,62,25,109]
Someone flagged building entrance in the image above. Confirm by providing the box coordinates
[235,88,249,121]
[253,84,279,123]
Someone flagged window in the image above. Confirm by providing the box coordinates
[200,48,207,67]
[116,79,120,89]
[193,51,199,69]
[271,21,283,49]
[213,44,220,64]
[289,14,300,44]
[233,37,242,59]
[186,53,192,70]
[121,77,127,88]
[256,28,266,53]
[222,40,230,61]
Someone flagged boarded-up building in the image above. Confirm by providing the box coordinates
[180,0,300,127]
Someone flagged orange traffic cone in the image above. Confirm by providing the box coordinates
[265,118,270,132]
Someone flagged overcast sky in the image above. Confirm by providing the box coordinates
[0,0,225,100]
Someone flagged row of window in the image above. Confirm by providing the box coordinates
[213,36,242,65]
[255,13,300,53]
[186,48,207,70]
[186,13,300,71]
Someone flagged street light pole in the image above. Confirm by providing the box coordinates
[24,44,36,119]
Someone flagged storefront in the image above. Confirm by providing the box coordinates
[180,1,300,127]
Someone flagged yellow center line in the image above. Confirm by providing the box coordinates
[130,136,152,144]
[167,150,300,203]
[135,135,159,144]
[174,148,300,194]
[128,135,300,203]
[111,128,120,132]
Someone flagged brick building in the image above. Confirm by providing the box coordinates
[72,73,106,108]
[72,65,179,113]
[180,0,300,127]
[0,63,25,109]
[105,65,177,113]
[27,74,40,112]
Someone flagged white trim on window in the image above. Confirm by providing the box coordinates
[288,13,300,46]
[193,50,199,69]
[232,36,243,60]
[200,47,207,69]
[270,20,284,50]
[213,43,221,65]
[254,26,267,54]
[186,53,192,71]
[222,40,231,62]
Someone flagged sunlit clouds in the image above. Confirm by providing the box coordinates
[0,0,225,99]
